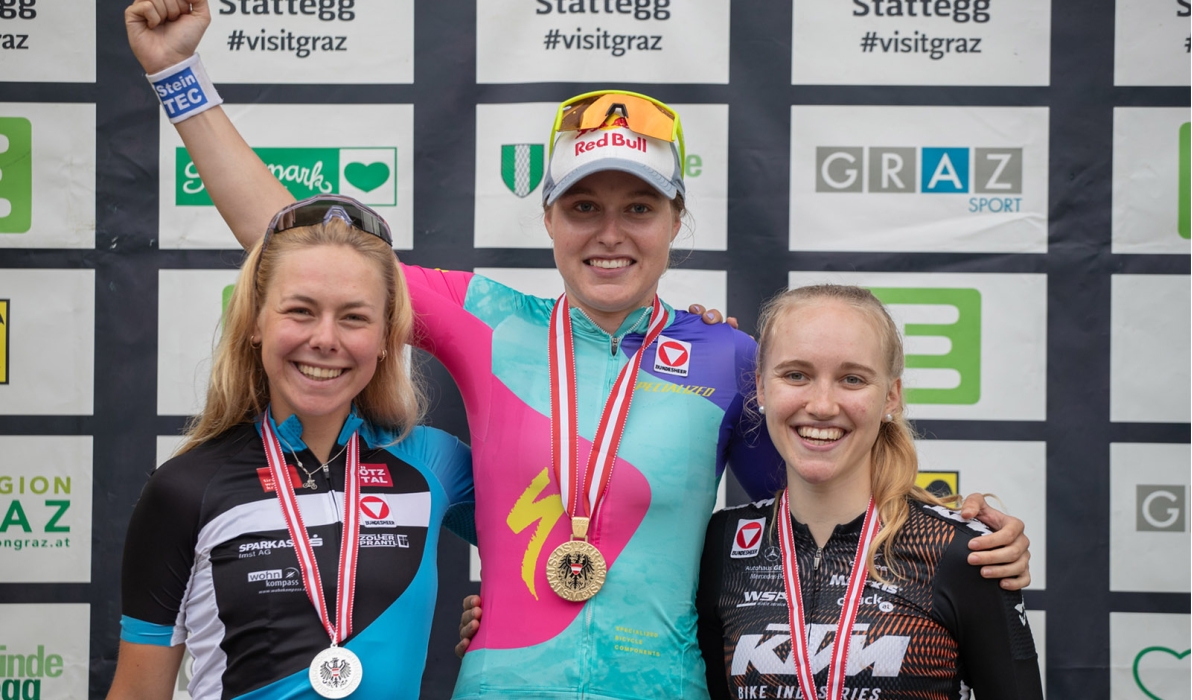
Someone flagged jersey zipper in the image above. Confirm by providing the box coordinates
[572,305,650,357]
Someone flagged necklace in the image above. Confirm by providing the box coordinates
[277,434,350,491]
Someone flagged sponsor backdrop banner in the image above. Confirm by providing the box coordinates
[0,1,1187,698]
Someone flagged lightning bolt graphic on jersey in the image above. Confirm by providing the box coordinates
[506,467,564,599]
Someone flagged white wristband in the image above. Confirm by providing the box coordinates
[146,54,223,124]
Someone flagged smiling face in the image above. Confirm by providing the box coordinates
[756,299,902,496]
[254,244,388,431]
[544,170,681,332]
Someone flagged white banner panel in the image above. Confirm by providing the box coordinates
[474,267,727,316]
[1110,613,1190,699]
[474,102,727,250]
[792,0,1051,86]
[1112,108,1191,254]
[159,104,413,249]
[0,436,91,583]
[476,0,730,84]
[914,440,1047,589]
[1114,0,1191,86]
[790,106,1049,253]
[1110,443,1190,593]
[0,269,94,415]
[158,269,241,416]
[1110,275,1191,423]
[199,1,412,83]
[0,604,89,698]
[0,2,95,82]
[0,103,95,249]
[787,271,1047,421]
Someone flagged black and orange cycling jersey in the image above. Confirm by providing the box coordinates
[697,498,1043,700]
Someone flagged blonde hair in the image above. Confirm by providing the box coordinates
[177,219,424,454]
[756,284,958,582]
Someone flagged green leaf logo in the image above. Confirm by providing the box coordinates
[344,161,391,193]
[1134,646,1191,700]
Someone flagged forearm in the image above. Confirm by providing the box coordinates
[174,106,294,249]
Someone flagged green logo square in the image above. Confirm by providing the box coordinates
[868,287,982,406]
[0,117,33,234]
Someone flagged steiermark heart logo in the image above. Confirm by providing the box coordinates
[1133,646,1191,699]
[344,162,390,192]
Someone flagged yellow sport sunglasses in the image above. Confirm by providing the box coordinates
[548,90,686,164]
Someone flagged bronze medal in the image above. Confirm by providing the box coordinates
[545,539,608,601]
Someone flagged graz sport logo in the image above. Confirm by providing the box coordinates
[816,146,1023,213]
[1136,485,1187,532]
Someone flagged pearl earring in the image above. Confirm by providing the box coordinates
[759,405,766,415]
[884,413,893,423]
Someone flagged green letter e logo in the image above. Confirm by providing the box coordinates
[868,287,982,406]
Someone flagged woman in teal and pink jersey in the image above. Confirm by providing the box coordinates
[125,3,1032,697]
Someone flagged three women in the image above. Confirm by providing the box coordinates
[119,1,1034,697]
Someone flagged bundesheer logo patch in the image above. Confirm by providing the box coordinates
[653,335,692,377]
[731,518,766,558]
[501,144,544,198]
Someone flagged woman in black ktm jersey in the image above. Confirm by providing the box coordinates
[696,285,1043,700]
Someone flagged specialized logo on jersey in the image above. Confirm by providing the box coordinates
[731,622,909,677]
[731,518,766,558]
[360,495,396,528]
[653,335,692,377]
[360,464,393,487]
[501,144,545,198]
[0,299,8,384]
[506,467,564,599]
[256,466,303,493]
[915,470,959,498]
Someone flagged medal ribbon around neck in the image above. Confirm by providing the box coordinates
[262,412,361,647]
[549,294,668,531]
[776,489,881,700]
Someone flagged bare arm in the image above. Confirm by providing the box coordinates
[106,641,185,700]
[126,0,293,249]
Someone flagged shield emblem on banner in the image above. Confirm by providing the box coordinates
[501,144,545,198]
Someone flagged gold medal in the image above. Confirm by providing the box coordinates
[546,539,608,601]
[546,517,608,601]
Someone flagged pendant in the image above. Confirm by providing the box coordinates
[303,478,318,490]
[545,539,608,601]
[309,646,363,698]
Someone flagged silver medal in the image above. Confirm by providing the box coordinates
[308,646,363,698]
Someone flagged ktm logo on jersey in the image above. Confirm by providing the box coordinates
[731,623,909,677]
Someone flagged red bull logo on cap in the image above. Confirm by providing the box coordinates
[575,130,648,157]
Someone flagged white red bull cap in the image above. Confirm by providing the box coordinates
[542,124,685,205]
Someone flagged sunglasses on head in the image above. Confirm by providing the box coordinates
[264,194,392,245]
[549,90,685,163]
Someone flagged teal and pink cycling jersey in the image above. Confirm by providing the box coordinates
[405,266,784,699]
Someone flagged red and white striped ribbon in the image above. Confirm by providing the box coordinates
[777,489,881,700]
[262,413,361,646]
[549,295,668,525]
